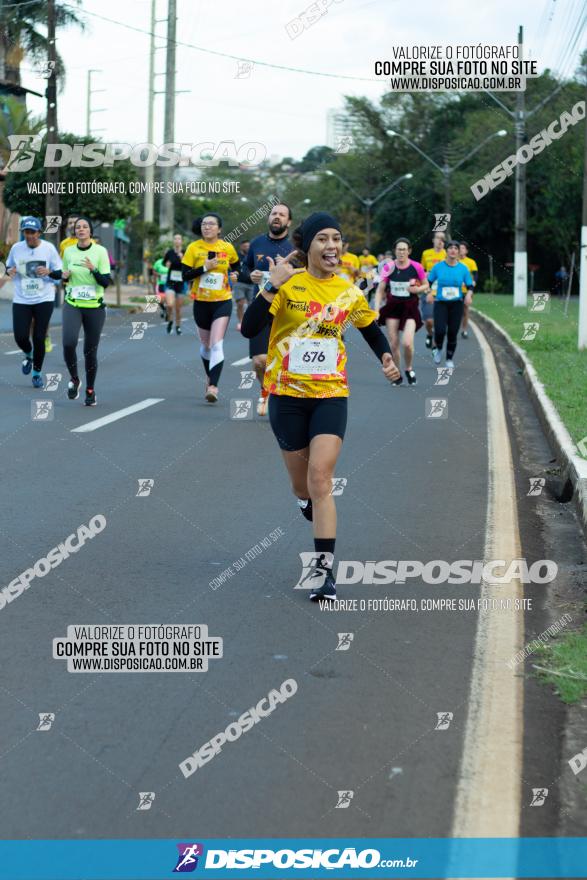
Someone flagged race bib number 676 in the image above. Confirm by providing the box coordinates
[288,338,338,375]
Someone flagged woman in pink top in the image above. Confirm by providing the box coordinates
[374,237,429,386]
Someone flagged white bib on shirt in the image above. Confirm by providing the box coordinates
[70,285,96,301]
[21,277,44,297]
[389,281,411,298]
[200,272,224,291]
[288,338,338,375]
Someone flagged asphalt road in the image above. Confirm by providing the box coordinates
[0,302,578,842]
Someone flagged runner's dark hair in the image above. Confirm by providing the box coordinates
[192,213,223,236]
[74,215,93,235]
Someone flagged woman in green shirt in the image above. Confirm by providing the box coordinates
[61,216,112,406]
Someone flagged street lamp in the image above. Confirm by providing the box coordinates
[322,169,413,249]
[386,128,507,223]
[290,197,311,216]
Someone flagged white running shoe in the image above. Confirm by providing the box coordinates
[433,349,442,365]
[445,359,455,369]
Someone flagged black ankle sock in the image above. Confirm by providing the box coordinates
[314,538,335,557]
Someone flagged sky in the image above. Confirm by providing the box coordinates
[19,0,586,161]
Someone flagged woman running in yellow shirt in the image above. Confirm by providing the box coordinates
[242,212,400,602]
[181,213,239,402]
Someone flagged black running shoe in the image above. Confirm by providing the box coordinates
[85,388,96,407]
[166,320,173,334]
[405,370,417,385]
[297,498,313,522]
[425,334,433,349]
[309,566,337,602]
[21,356,33,375]
[392,375,403,386]
[67,378,80,400]
[461,329,469,339]
[175,325,182,335]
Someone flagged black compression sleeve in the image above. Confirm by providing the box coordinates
[238,263,252,284]
[358,321,391,360]
[92,271,111,288]
[241,293,272,338]
[230,260,241,274]
[49,270,62,280]
[181,263,205,281]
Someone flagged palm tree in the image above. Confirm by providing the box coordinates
[0,0,84,91]
[0,95,44,238]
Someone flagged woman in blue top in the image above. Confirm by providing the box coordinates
[426,240,473,369]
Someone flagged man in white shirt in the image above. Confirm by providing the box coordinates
[5,216,62,388]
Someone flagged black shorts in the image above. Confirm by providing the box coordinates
[193,299,232,330]
[249,323,271,358]
[268,394,348,452]
[166,281,185,295]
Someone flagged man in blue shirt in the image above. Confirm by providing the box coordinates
[243,203,293,415]
[426,240,473,368]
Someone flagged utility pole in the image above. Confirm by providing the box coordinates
[513,25,528,307]
[45,0,59,253]
[579,78,587,349]
[442,157,451,237]
[159,0,176,235]
[143,0,156,284]
[365,202,371,250]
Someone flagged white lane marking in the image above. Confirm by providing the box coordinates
[451,320,524,841]
[71,398,164,433]
[4,350,21,355]
[231,356,252,366]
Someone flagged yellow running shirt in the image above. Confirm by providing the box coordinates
[420,248,446,272]
[339,252,360,283]
[460,256,478,292]
[264,271,378,399]
[358,253,378,280]
[59,236,96,257]
[182,238,239,302]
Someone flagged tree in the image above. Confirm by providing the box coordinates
[0,0,84,88]
[0,96,44,238]
[0,95,44,167]
[2,134,141,223]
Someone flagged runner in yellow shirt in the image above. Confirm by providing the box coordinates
[241,212,400,602]
[181,213,239,402]
[338,238,360,284]
[420,232,446,348]
[459,241,478,339]
[357,247,378,304]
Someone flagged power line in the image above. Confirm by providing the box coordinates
[557,6,587,78]
[550,0,584,74]
[60,4,379,83]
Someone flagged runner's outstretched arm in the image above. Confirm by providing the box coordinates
[241,293,272,338]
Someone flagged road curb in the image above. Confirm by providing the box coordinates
[472,308,587,536]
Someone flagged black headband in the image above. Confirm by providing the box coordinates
[301,212,341,252]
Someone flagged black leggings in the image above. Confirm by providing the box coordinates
[62,302,106,388]
[13,301,54,371]
[434,300,464,359]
